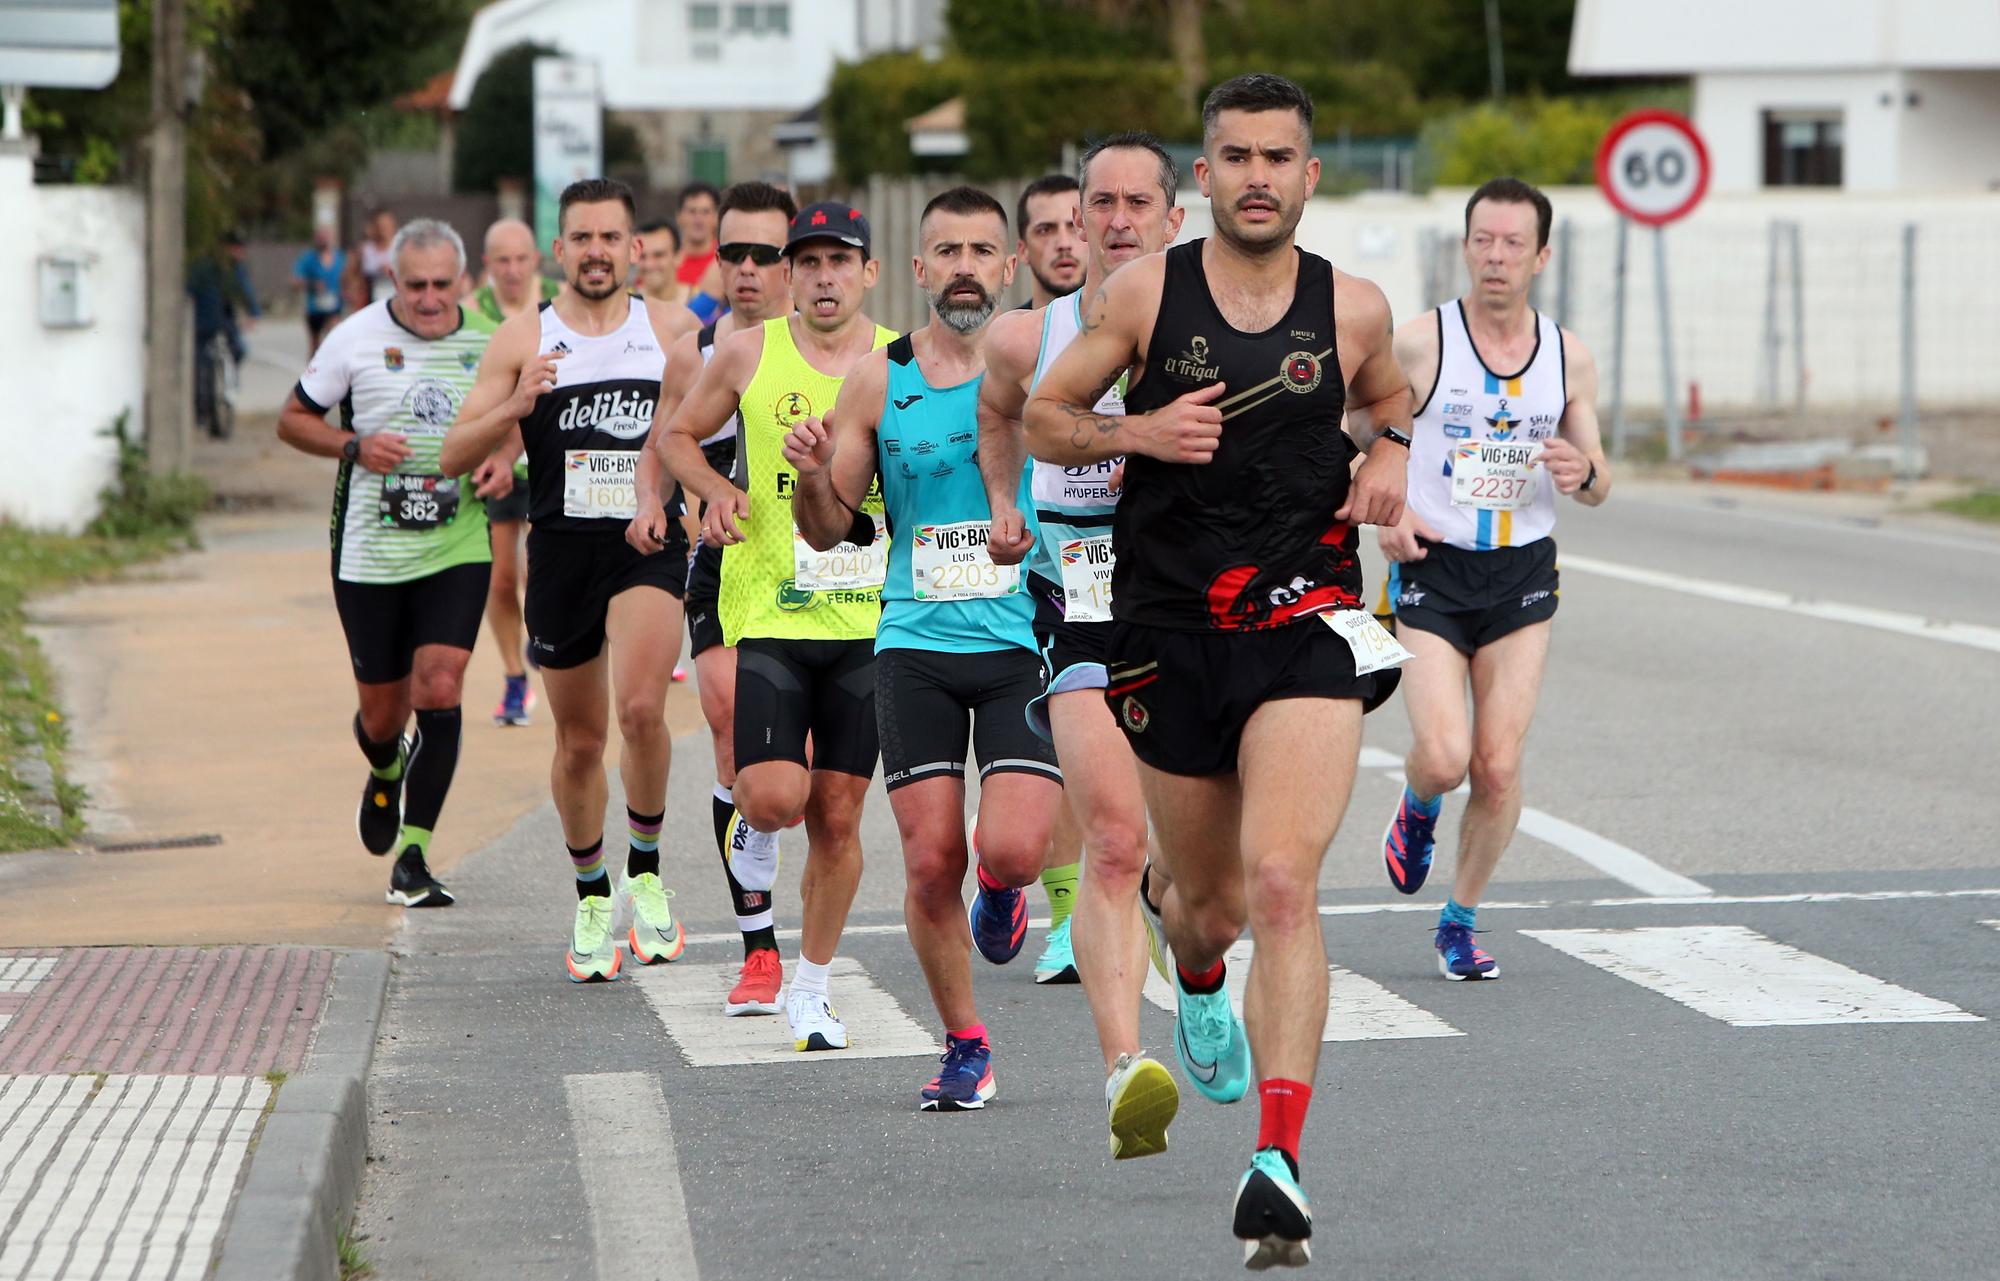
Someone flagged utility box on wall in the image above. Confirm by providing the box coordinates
[39,252,94,328]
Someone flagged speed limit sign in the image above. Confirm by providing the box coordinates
[1596,109,1710,226]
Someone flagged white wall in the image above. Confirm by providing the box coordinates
[1694,70,1902,193]
[1898,71,2000,190]
[1571,0,2000,74]
[1252,184,1999,414]
[0,148,142,531]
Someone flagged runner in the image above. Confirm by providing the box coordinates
[1024,75,1414,1267]
[674,182,724,319]
[346,208,399,308]
[629,181,798,1011]
[1376,177,1611,979]
[442,178,700,983]
[276,218,511,909]
[635,218,683,300]
[470,218,564,728]
[979,133,1186,1154]
[655,200,893,1046]
[1014,173,1083,309]
[292,225,345,356]
[789,187,1064,1111]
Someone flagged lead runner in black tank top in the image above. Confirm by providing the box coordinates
[1120,239,1359,631]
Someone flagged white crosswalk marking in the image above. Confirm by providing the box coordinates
[564,1073,700,1281]
[0,959,55,995]
[1141,941,1462,1042]
[1520,926,1983,1027]
[633,957,938,1067]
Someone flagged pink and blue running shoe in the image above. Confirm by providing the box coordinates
[1435,921,1499,981]
[969,875,1028,965]
[920,1034,996,1112]
[1383,786,1440,895]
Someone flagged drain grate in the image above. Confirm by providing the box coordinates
[92,833,225,853]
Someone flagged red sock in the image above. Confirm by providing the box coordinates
[948,1023,987,1044]
[1176,956,1226,994]
[975,863,1005,893]
[1256,1079,1313,1171]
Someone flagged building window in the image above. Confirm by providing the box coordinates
[689,3,719,32]
[732,3,758,31]
[764,2,789,34]
[689,142,728,187]
[1762,110,1842,187]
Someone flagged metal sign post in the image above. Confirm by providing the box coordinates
[1595,109,1711,461]
[1610,216,1629,458]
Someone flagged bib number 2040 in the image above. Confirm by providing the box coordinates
[378,474,459,530]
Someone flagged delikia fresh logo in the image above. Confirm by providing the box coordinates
[383,347,404,371]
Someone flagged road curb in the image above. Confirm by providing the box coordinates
[215,949,390,1281]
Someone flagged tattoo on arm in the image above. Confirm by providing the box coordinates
[1075,285,1108,336]
[1060,401,1124,451]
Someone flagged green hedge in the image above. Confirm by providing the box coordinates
[1418,88,1690,189]
[823,53,972,185]
[1203,61,1424,140]
[962,61,1193,180]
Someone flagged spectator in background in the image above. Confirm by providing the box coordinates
[674,182,723,321]
[293,225,346,355]
[345,208,399,308]
[634,218,683,300]
[187,231,261,435]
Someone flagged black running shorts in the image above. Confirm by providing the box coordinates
[733,636,879,777]
[684,537,726,658]
[484,484,529,525]
[1381,537,1559,656]
[332,561,490,685]
[524,527,687,670]
[1104,618,1400,777]
[1026,572,1111,742]
[876,646,1063,792]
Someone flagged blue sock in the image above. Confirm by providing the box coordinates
[1405,786,1442,817]
[1440,897,1476,930]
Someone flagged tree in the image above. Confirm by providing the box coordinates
[453,41,643,195]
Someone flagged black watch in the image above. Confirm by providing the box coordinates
[341,438,360,463]
[1580,461,1598,492]
[1378,427,1412,450]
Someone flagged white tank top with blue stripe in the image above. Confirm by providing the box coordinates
[1026,290,1124,593]
[1408,300,1565,552]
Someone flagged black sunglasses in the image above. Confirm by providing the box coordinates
[717,242,784,267]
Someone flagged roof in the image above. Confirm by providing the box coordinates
[904,97,964,134]
[394,68,455,115]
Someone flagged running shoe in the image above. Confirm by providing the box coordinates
[786,986,848,1052]
[355,737,408,856]
[1105,1052,1179,1160]
[1434,921,1499,981]
[385,846,454,908]
[1173,974,1251,1104]
[1138,863,1172,983]
[1033,917,1080,985]
[1233,1149,1313,1270]
[725,809,781,892]
[621,872,685,965]
[671,665,689,683]
[723,948,783,1015]
[1382,786,1439,895]
[566,895,622,983]
[493,674,533,727]
[919,1034,996,1112]
[969,878,1028,965]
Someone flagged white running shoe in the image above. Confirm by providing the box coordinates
[786,986,848,1052]
[726,809,782,892]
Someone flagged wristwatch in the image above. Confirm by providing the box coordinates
[1580,461,1599,492]
[341,438,360,463]
[1378,427,1412,449]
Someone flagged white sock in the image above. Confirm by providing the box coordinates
[792,957,831,996]
[713,782,732,804]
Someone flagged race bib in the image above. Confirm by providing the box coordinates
[1321,609,1413,676]
[378,474,459,530]
[912,521,1019,601]
[794,522,888,591]
[1451,440,1543,511]
[1058,535,1115,624]
[563,450,638,520]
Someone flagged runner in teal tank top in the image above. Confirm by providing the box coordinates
[876,339,1037,655]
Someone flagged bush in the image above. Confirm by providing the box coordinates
[823,53,972,185]
[1203,61,1424,140]
[963,61,1193,180]
[1418,88,1692,190]
[87,413,207,546]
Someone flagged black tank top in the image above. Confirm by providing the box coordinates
[1117,240,1357,631]
[521,297,662,532]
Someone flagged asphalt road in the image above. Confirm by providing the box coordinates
[352,482,2000,1280]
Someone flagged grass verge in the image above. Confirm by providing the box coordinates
[1933,491,2000,524]
[337,1227,375,1280]
[0,414,206,851]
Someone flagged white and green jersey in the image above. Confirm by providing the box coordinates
[296,300,501,584]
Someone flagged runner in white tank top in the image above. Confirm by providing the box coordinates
[974,133,1189,1162]
[1375,178,1613,982]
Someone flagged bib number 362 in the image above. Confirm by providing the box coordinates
[378,474,459,530]
[913,521,1019,601]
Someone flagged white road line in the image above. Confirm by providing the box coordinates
[1357,746,1403,770]
[1322,886,2000,917]
[633,957,937,1067]
[1519,925,1982,1027]
[1141,941,1461,1042]
[0,957,55,994]
[1561,553,2000,654]
[1629,493,2000,558]
[564,1072,700,1281]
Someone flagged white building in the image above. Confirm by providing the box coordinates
[450,0,944,189]
[1571,0,2000,193]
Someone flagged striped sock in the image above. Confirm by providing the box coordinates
[626,807,663,879]
[1440,897,1476,930]
[1040,862,1079,929]
[569,840,609,899]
